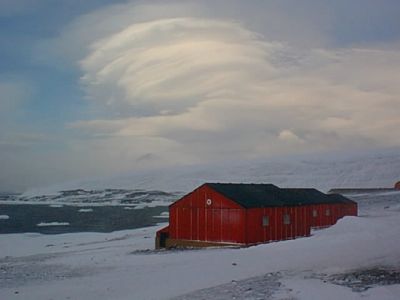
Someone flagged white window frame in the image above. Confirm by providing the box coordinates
[283,214,291,225]
[262,215,269,226]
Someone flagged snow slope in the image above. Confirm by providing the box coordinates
[1,191,399,299]
[23,149,400,198]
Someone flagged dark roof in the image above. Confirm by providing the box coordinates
[327,193,357,204]
[206,183,281,208]
[206,183,353,208]
[280,188,336,205]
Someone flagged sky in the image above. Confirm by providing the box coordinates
[1,0,400,192]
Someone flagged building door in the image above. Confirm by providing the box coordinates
[159,232,168,248]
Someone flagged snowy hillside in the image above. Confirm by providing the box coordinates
[1,191,399,299]
[4,189,181,207]
[21,150,400,201]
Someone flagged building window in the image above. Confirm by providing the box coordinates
[312,209,318,217]
[262,216,269,226]
[326,209,331,216]
[283,214,291,225]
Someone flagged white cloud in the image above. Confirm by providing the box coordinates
[79,18,278,114]
[58,2,400,167]
[278,130,304,144]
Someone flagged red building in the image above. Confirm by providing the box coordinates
[395,181,400,190]
[156,183,357,248]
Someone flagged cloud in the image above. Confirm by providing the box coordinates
[278,130,304,144]
[79,17,281,114]
[58,2,400,167]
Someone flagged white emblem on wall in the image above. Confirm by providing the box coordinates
[206,199,212,206]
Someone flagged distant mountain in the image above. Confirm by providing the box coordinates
[2,189,181,207]
[21,149,400,200]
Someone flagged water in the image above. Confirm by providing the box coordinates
[0,204,168,234]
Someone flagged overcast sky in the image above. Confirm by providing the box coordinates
[1,0,400,192]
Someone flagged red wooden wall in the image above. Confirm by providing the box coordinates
[169,184,246,243]
[245,206,311,244]
[167,184,358,246]
[309,202,358,228]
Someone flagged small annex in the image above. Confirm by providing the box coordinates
[156,183,357,249]
[395,181,400,190]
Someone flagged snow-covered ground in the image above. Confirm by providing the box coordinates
[1,191,399,299]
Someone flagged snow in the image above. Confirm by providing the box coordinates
[0,215,9,220]
[3,189,180,207]
[275,278,400,300]
[36,222,70,227]
[49,204,63,208]
[1,192,399,299]
[1,151,396,210]
[78,208,94,213]
[1,151,397,209]
[153,211,169,219]
[21,149,400,197]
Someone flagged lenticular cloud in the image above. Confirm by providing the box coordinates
[80,18,280,115]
